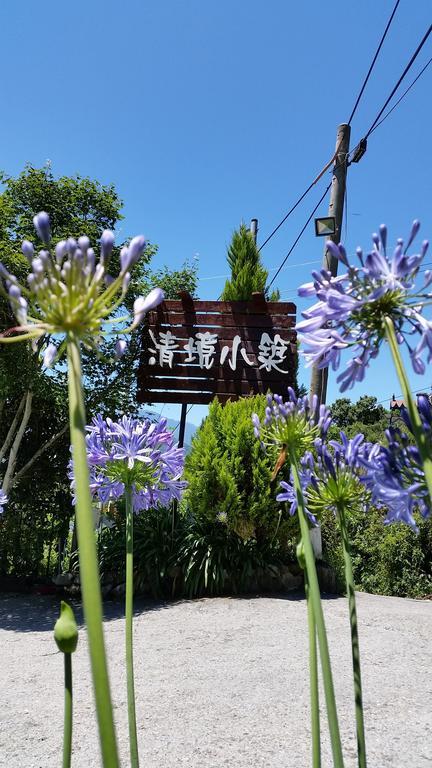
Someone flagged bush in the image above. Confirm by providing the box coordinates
[178,518,285,598]
[184,396,299,552]
[98,505,183,598]
[98,505,290,600]
[321,504,432,598]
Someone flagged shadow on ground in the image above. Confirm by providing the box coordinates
[0,590,342,634]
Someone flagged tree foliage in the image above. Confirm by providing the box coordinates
[328,395,390,443]
[184,396,298,552]
[221,223,269,301]
[0,164,197,578]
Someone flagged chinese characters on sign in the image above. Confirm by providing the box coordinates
[137,295,297,404]
[147,329,290,374]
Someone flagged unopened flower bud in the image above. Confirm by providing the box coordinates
[131,288,165,329]
[115,339,127,358]
[43,342,58,368]
[55,240,67,264]
[54,601,78,654]
[100,230,115,263]
[21,240,34,262]
[127,235,147,267]
[33,211,51,244]
[78,235,90,252]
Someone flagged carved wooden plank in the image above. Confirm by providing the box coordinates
[150,299,296,315]
[146,312,295,329]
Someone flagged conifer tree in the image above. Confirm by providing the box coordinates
[221,223,269,300]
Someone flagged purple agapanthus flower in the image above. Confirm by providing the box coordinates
[252,387,332,461]
[0,490,7,514]
[0,212,165,361]
[362,396,432,530]
[297,222,431,391]
[70,415,187,513]
[276,432,373,522]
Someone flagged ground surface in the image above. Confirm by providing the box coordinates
[0,591,431,767]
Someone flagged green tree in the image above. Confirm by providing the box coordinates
[328,395,390,442]
[0,164,198,577]
[221,223,269,300]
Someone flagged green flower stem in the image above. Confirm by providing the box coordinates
[305,572,321,768]
[290,454,345,768]
[63,654,73,768]
[125,486,139,768]
[337,503,366,768]
[66,334,119,768]
[384,316,432,501]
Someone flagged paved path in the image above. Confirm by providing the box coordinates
[0,592,431,767]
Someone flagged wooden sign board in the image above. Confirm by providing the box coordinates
[137,292,297,405]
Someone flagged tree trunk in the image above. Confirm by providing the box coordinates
[9,423,68,489]
[0,393,26,465]
[2,391,33,493]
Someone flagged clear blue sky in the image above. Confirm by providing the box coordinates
[1,0,431,426]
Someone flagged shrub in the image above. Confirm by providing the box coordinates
[177,518,285,598]
[184,396,299,552]
[98,506,183,599]
[321,504,432,598]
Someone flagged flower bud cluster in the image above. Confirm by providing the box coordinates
[362,399,432,530]
[276,431,373,523]
[0,211,165,360]
[252,387,332,461]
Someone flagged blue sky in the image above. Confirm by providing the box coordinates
[1,1,431,426]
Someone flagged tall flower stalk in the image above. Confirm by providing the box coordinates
[67,336,118,766]
[291,455,345,768]
[289,434,371,768]
[125,486,139,766]
[80,414,187,768]
[253,390,345,768]
[54,601,79,768]
[0,212,165,766]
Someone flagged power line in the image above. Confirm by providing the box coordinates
[364,24,432,139]
[347,0,401,125]
[369,55,432,135]
[266,181,332,291]
[171,404,194,436]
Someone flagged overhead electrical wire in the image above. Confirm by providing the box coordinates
[363,23,432,139]
[368,55,432,135]
[266,181,332,290]
[265,25,432,294]
[347,0,401,126]
[258,1,403,253]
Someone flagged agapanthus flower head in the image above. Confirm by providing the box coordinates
[70,415,187,513]
[0,490,7,514]
[399,393,432,436]
[277,431,373,523]
[297,221,431,390]
[252,387,332,462]
[0,212,165,359]
[363,423,430,531]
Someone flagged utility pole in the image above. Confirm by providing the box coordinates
[309,123,351,405]
[250,218,258,244]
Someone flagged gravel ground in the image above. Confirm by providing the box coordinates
[0,591,431,767]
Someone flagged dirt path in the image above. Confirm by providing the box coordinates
[0,591,430,767]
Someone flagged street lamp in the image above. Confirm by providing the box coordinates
[314,216,336,237]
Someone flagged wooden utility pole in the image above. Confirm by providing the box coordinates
[250,218,258,244]
[309,123,351,405]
